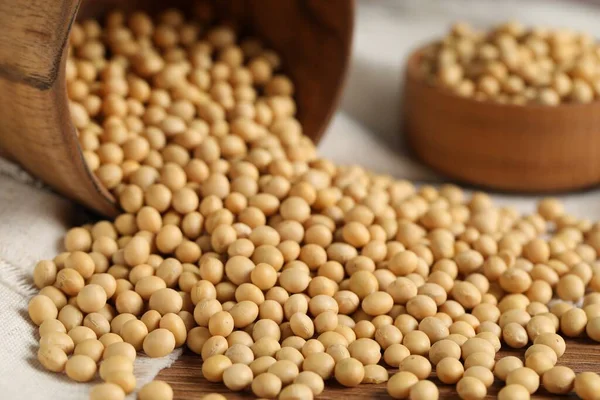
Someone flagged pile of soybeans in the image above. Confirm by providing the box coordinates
[26,8,600,400]
[419,21,600,105]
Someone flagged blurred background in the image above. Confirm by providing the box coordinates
[320,0,600,184]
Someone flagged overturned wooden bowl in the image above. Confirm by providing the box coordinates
[404,48,600,193]
[0,0,354,216]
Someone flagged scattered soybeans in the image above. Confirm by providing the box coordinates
[23,8,600,399]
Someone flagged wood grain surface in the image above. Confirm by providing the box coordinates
[0,0,117,217]
[157,337,600,398]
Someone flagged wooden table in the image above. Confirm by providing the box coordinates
[157,337,600,399]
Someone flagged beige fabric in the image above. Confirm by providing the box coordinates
[0,160,182,399]
[2,0,600,397]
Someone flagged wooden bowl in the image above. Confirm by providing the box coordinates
[0,0,354,216]
[404,48,600,193]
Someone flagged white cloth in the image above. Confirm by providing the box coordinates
[0,159,182,398]
[2,0,600,398]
